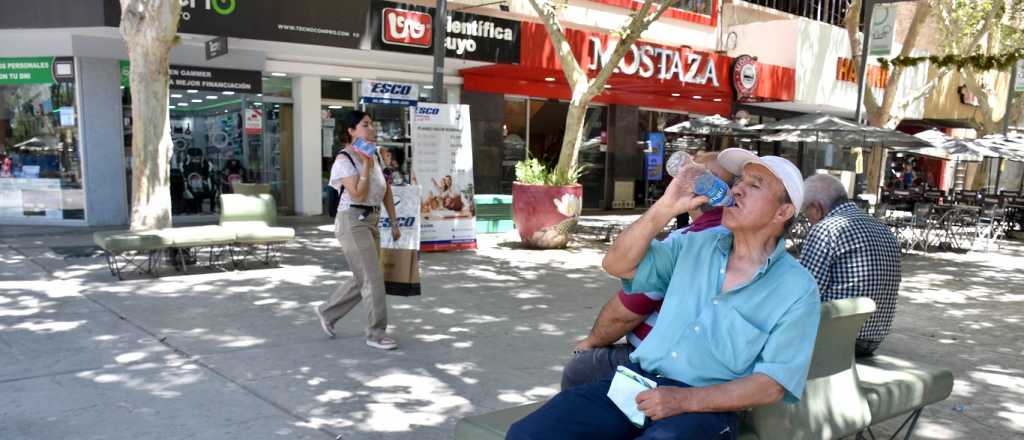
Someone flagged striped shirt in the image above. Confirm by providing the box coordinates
[619,208,725,347]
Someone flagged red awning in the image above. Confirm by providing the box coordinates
[461,63,734,115]
[460,21,795,116]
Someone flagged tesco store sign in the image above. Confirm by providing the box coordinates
[360,80,419,106]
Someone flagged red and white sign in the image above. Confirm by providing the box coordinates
[732,55,758,100]
[244,109,262,135]
[587,36,720,86]
[382,7,432,48]
[460,22,795,115]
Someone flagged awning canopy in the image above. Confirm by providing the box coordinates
[460,64,733,115]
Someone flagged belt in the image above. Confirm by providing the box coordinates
[350,204,381,213]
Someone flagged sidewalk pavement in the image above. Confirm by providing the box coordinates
[1,215,1022,439]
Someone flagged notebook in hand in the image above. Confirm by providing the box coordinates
[606,365,658,427]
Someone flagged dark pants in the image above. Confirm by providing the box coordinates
[509,365,738,440]
[855,339,880,358]
[561,344,634,390]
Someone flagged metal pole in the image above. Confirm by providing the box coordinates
[431,0,447,103]
[854,0,874,125]
[1004,61,1017,135]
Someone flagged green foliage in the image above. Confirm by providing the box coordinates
[515,155,586,186]
[880,50,1024,71]
[888,0,1024,72]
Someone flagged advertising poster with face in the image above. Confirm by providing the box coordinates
[411,103,477,251]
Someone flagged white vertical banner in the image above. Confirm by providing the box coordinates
[1015,60,1024,93]
[868,4,897,57]
[411,103,477,251]
[379,184,422,249]
[378,184,422,296]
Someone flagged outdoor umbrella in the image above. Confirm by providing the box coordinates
[975,134,1024,162]
[751,114,932,148]
[664,114,753,135]
[892,129,994,161]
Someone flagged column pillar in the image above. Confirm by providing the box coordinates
[292,75,322,216]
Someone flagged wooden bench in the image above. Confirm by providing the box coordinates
[455,297,954,440]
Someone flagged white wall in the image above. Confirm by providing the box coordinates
[795,19,928,119]
[727,20,799,68]
[728,18,933,118]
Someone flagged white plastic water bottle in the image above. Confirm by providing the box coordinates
[665,151,734,207]
[665,151,691,178]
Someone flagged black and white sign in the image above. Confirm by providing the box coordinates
[205,36,229,60]
[370,0,520,64]
[104,0,370,49]
[360,80,418,106]
[170,65,262,94]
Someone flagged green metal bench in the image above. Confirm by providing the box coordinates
[218,193,295,267]
[455,297,954,440]
[93,229,172,279]
[94,193,295,278]
[856,355,954,440]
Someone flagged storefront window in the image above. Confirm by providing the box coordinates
[778,141,801,175]
[1000,160,1024,193]
[528,99,569,166]
[121,64,268,217]
[364,103,412,186]
[264,102,292,212]
[501,98,527,194]
[802,143,856,176]
[1,57,83,220]
[123,89,266,216]
[579,106,607,209]
[677,0,713,15]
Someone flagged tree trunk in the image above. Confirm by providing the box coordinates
[557,86,596,174]
[526,0,675,182]
[120,0,180,231]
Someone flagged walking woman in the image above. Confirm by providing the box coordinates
[315,110,401,350]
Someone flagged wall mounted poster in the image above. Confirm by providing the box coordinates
[411,103,477,251]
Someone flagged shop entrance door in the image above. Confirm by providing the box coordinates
[266,103,293,213]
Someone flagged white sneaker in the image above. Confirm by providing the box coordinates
[313,305,335,338]
[366,335,398,350]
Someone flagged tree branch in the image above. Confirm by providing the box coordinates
[525,0,588,89]
[845,0,885,123]
[878,1,932,121]
[586,0,678,101]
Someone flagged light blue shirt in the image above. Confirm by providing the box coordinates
[623,229,821,403]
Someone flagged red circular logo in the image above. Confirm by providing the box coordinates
[732,55,758,100]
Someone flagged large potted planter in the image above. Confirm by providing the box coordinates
[513,182,582,249]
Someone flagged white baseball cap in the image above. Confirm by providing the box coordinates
[716,148,804,210]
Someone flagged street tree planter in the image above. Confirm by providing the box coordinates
[512,183,582,249]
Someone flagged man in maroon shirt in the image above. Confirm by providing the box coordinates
[561,152,733,390]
